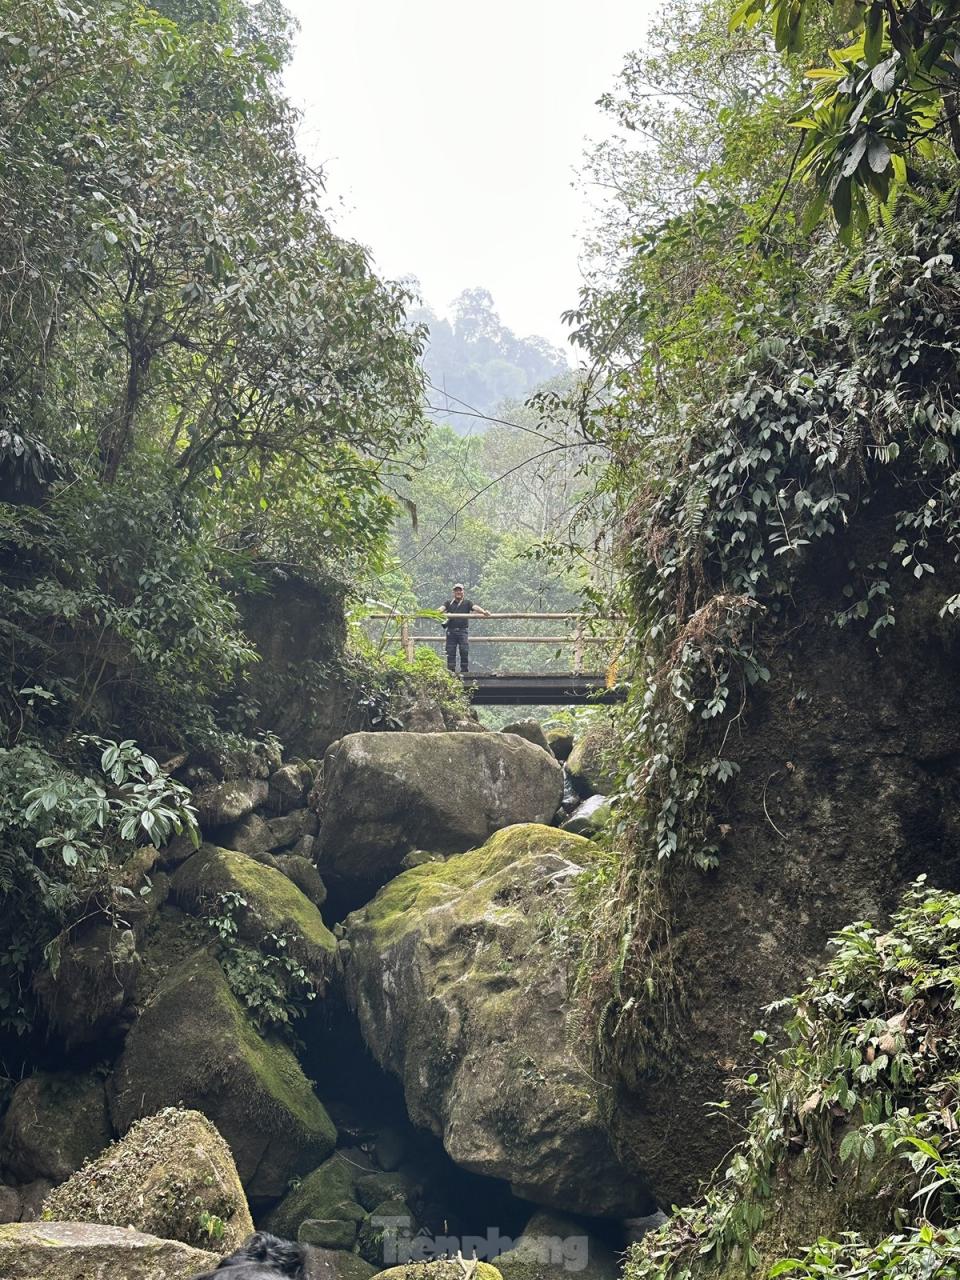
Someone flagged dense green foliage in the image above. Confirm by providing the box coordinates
[572,0,960,1078]
[0,736,197,1034]
[625,881,960,1280]
[0,0,428,1049]
[0,0,425,746]
[735,0,960,234]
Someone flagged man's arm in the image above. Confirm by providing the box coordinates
[470,604,492,618]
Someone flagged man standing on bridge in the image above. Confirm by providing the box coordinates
[442,583,490,674]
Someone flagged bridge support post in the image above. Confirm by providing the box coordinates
[573,622,584,675]
[400,619,414,663]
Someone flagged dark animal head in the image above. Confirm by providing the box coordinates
[190,1232,308,1280]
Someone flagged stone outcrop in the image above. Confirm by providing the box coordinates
[317,732,564,896]
[109,951,337,1199]
[344,824,651,1217]
[0,1071,112,1185]
[500,719,550,751]
[0,1221,217,1280]
[42,1108,253,1253]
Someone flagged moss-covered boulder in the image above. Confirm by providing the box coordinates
[0,1220,217,1279]
[496,1211,619,1280]
[318,732,564,896]
[344,824,649,1217]
[565,725,617,797]
[0,1071,112,1184]
[42,1108,253,1253]
[170,844,336,978]
[109,951,336,1200]
[266,1152,363,1240]
[357,1197,419,1266]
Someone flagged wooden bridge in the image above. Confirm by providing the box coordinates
[367,612,626,706]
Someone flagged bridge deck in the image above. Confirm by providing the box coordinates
[461,673,625,705]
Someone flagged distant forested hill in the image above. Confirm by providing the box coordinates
[409,286,570,429]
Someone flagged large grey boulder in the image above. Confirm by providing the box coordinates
[317,732,563,894]
[0,1221,217,1280]
[0,1071,112,1185]
[500,719,550,751]
[109,951,337,1200]
[344,824,650,1217]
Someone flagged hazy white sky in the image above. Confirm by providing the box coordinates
[282,1,651,351]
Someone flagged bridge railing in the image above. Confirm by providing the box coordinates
[366,611,621,675]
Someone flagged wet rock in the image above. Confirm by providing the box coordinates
[192,778,269,829]
[42,1107,253,1253]
[560,795,611,837]
[0,1186,20,1224]
[345,823,650,1217]
[171,844,336,979]
[545,729,574,762]
[565,725,617,797]
[269,762,314,814]
[109,951,336,1199]
[318,732,563,895]
[500,718,550,751]
[451,719,488,732]
[0,1071,112,1185]
[0,1220,217,1280]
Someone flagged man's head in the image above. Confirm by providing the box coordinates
[452,583,464,599]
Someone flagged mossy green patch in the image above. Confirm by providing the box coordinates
[110,949,336,1199]
[266,1152,361,1238]
[172,844,336,970]
[350,823,596,947]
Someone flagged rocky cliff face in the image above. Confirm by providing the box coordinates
[609,541,960,1207]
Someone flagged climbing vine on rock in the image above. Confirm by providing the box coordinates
[579,185,960,1073]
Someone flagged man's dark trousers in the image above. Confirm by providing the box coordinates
[446,630,469,672]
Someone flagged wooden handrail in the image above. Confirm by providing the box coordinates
[369,612,623,621]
